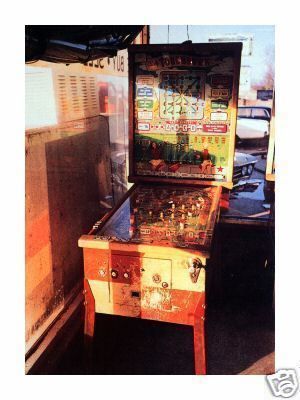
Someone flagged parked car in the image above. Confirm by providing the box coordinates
[238,106,271,122]
[233,152,258,185]
[236,106,271,141]
[237,118,269,140]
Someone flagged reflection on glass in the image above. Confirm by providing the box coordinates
[97,74,129,203]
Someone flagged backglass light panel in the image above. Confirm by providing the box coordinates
[159,71,206,120]
[129,44,242,187]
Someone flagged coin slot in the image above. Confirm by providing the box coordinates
[131,291,140,298]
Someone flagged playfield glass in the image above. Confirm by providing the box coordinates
[95,185,220,250]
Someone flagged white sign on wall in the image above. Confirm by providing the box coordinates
[209,34,254,57]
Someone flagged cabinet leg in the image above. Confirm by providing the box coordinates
[83,279,95,373]
[193,294,206,375]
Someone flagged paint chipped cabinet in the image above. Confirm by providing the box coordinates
[79,43,241,374]
[79,184,220,374]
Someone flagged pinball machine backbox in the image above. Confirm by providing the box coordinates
[79,43,242,374]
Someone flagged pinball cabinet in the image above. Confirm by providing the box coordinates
[79,43,242,374]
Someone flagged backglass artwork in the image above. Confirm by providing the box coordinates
[129,44,241,188]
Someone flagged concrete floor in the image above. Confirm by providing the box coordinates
[52,300,274,375]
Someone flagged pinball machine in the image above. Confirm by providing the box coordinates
[79,42,242,374]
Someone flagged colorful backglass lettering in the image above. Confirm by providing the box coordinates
[129,44,242,187]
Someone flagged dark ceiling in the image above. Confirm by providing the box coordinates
[25,25,144,64]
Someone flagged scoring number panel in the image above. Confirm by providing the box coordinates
[159,71,206,120]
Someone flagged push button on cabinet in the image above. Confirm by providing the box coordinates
[98,268,106,277]
[111,269,118,279]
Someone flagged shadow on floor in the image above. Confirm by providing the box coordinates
[52,299,274,375]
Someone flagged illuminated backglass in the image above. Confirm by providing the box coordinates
[129,43,242,188]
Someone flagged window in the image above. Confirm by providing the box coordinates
[238,108,252,118]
